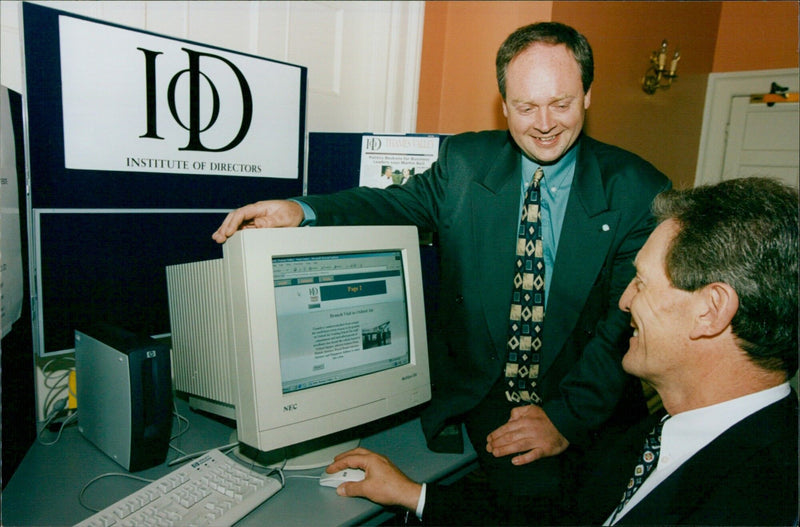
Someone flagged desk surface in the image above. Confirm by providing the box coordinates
[3,399,476,526]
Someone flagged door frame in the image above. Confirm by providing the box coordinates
[694,68,799,187]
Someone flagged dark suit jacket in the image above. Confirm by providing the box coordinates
[422,392,799,526]
[613,392,799,526]
[301,131,670,448]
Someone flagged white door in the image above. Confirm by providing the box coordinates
[695,69,799,187]
[721,96,799,188]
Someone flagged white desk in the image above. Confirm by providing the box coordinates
[3,398,476,526]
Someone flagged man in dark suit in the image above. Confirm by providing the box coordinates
[213,22,670,523]
[326,176,799,526]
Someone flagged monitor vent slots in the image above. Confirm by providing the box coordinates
[166,258,235,417]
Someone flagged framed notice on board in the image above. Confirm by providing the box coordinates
[358,135,440,188]
[307,133,446,196]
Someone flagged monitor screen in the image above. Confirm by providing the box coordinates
[167,225,431,469]
[273,251,411,394]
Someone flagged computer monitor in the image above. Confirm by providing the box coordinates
[166,226,431,469]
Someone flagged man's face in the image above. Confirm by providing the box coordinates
[502,43,590,164]
[618,220,696,386]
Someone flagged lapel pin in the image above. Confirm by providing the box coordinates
[601,224,610,232]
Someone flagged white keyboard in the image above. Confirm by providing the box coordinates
[75,449,282,527]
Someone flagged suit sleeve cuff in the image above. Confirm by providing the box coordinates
[543,399,587,445]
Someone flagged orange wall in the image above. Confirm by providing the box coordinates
[416,1,798,189]
[553,1,720,189]
[713,1,799,72]
[417,1,552,134]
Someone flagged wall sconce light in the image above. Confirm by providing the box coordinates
[642,39,680,94]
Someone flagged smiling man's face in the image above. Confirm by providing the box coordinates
[618,220,698,387]
[502,42,590,164]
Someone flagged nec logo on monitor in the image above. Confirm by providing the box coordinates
[283,403,299,412]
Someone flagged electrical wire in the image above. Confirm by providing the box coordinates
[40,356,75,419]
[166,441,239,467]
[78,472,155,512]
[240,445,287,486]
[168,403,192,456]
[170,403,191,442]
[37,399,76,446]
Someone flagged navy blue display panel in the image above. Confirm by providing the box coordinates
[307,133,365,195]
[22,3,306,355]
[35,211,226,356]
[23,2,306,209]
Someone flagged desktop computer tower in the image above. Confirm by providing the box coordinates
[75,324,172,471]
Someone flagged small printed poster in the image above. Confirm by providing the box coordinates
[359,135,440,188]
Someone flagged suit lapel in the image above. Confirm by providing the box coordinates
[467,137,622,374]
[471,140,521,352]
[541,140,619,375]
[619,394,798,525]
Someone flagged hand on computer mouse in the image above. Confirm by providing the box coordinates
[319,467,366,487]
[325,447,422,511]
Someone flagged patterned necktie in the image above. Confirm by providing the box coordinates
[609,414,670,523]
[504,167,545,405]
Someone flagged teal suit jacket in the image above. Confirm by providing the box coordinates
[300,131,671,446]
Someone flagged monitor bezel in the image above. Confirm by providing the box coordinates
[222,226,431,453]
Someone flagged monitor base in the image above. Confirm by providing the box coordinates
[230,430,360,471]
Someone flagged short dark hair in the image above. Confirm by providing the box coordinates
[496,22,594,100]
[652,177,799,375]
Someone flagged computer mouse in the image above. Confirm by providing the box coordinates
[318,468,366,488]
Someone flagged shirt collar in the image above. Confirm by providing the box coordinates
[658,383,791,469]
[520,140,579,190]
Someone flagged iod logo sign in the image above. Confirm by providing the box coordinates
[58,15,302,178]
[138,47,253,153]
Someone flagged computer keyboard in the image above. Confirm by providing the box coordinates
[75,449,283,527]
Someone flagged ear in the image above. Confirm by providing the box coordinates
[689,282,739,339]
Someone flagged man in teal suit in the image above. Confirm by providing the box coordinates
[213,22,670,524]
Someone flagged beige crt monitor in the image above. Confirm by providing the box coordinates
[167,226,431,469]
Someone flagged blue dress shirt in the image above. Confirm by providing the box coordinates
[297,144,578,307]
[520,147,577,306]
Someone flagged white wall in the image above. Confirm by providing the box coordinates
[0,0,424,132]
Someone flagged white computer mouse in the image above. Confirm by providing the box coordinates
[318,468,366,488]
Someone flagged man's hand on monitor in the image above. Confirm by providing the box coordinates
[212,200,305,243]
[485,404,569,466]
[326,447,423,512]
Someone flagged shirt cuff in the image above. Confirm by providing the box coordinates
[289,199,316,226]
[415,483,426,519]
